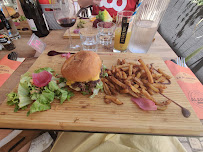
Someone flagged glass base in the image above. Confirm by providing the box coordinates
[63,44,81,52]
[70,45,80,49]
[113,48,127,53]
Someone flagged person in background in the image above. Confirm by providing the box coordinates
[78,0,139,17]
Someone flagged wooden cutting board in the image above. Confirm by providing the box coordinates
[0,51,202,136]
[63,19,94,39]
[16,21,32,35]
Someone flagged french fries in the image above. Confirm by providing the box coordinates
[104,95,123,105]
[103,82,111,95]
[109,76,127,89]
[129,64,133,76]
[138,59,154,83]
[104,98,111,104]
[102,58,172,110]
[157,69,172,80]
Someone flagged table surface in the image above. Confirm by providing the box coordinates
[0,30,177,103]
[0,30,177,102]
[1,29,202,131]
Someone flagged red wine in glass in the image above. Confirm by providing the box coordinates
[52,0,79,50]
[57,18,76,28]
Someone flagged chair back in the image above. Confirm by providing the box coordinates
[158,0,203,83]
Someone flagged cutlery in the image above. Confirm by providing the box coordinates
[176,57,187,67]
[47,50,115,56]
[160,93,191,118]
[47,50,75,56]
[173,57,190,117]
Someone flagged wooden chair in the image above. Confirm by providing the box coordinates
[158,0,203,83]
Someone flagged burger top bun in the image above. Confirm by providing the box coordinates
[61,51,102,82]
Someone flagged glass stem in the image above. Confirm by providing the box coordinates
[68,28,73,48]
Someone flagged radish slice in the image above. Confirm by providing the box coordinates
[131,98,157,111]
[32,71,52,87]
[61,53,71,59]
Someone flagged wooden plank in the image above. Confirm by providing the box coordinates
[16,21,32,36]
[63,19,94,39]
[63,19,115,39]
[0,50,202,136]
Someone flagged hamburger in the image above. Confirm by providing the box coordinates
[61,51,103,97]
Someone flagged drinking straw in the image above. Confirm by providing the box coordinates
[133,2,142,15]
[129,2,142,22]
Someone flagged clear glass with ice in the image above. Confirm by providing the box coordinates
[128,0,170,53]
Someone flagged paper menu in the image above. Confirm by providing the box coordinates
[0,55,24,87]
[165,60,203,119]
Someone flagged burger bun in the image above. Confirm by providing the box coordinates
[61,51,102,82]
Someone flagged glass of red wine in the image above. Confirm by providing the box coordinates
[52,0,79,50]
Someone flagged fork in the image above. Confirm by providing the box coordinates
[8,52,18,61]
[176,57,187,67]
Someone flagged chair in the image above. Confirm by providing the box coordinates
[158,0,203,83]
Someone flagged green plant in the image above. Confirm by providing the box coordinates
[186,46,203,62]
[192,0,203,5]
[186,0,203,62]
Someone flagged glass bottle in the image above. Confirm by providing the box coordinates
[0,19,16,50]
[19,0,49,37]
[0,2,21,39]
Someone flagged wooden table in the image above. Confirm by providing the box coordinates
[1,30,202,135]
[0,30,177,103]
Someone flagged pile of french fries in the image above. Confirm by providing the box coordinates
[102,59,172,110]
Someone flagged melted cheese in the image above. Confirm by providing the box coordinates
[66,73,100,86]
[66,80,75,86]
[91,73,100,81]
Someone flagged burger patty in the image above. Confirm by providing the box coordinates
[71,79,100,92]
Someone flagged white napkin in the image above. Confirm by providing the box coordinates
[28,132,53,152]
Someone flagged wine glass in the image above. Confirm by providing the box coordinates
[52,0,79,50]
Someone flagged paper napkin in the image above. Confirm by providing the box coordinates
[0,55,25,87]
[165,60,203,119]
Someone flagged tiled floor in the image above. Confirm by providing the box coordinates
[178,137,203,152]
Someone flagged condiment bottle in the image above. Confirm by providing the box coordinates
[0,19,16,51]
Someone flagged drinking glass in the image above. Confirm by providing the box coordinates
[97,22,116,46]
[113,11,134,53]
[52,0,79,50]
[79,28,98,52]
[128,0,170,53]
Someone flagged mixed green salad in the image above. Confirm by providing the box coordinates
[7,67,74,116]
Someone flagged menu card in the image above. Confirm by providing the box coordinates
[165,60,203,119]
[0,55,24,87]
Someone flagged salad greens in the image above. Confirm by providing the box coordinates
[90,81,103,98]
[7,67,74,116]
[101,65,108,78]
